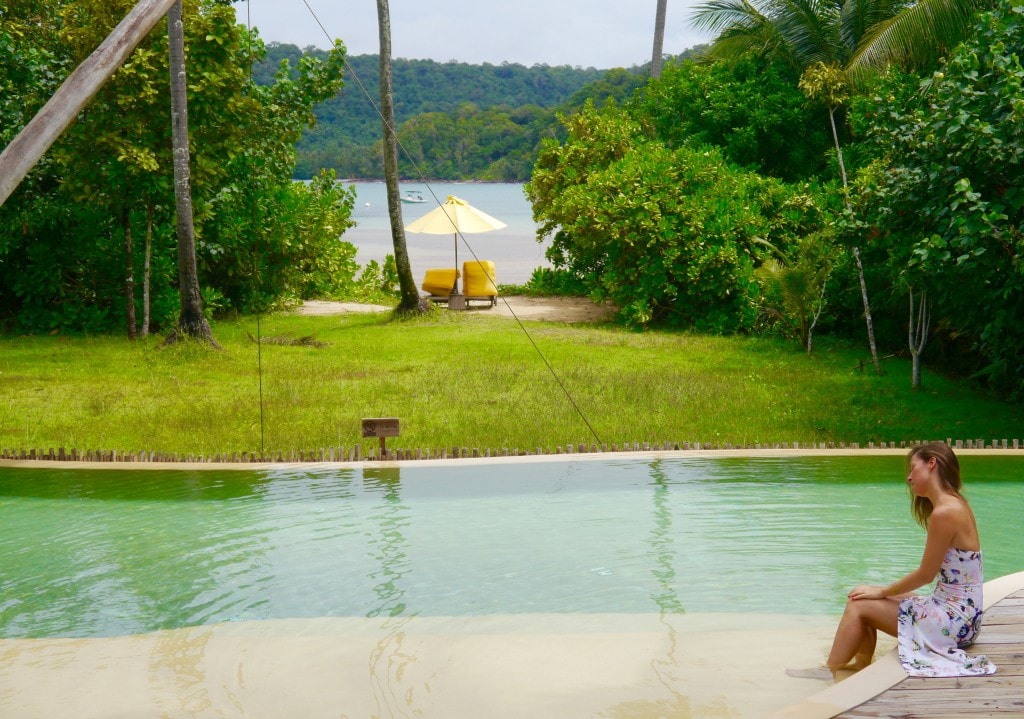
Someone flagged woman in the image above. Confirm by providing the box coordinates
[823,442,996,678]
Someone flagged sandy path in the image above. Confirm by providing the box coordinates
[295,296,616,323]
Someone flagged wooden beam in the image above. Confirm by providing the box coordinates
[0,0,178,206]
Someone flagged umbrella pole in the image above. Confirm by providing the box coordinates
[452,233,459,294]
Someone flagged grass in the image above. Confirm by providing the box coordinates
[1,307,1021,456]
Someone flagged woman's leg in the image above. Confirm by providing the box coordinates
[852,626,876,669]
[827,597,900,672]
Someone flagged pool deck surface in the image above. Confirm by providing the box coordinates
[1,613,843,719]
[773,570,1024,719]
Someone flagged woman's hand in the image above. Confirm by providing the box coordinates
[848,585,887,601]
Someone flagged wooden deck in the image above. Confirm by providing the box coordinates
[775,571,1024,719]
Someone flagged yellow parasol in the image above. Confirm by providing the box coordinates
[405,195,507,294]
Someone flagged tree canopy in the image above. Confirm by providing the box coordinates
[0,0,362,334]
[526,0,1024,398]
[854,0,1024,394]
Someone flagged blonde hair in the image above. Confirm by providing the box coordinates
[908,442,964,527]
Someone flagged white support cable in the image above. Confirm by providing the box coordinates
[245,2,266,452]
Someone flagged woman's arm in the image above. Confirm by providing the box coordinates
[848,507,957,601]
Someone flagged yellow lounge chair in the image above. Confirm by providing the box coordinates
[463,260,498,307]
[421,268,459,301]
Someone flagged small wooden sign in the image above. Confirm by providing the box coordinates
[362,418,400,438]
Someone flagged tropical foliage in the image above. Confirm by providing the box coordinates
[527,0,1024,399]
[527,99,838,330]
[853,0,1024,394]
[0,0,363,334]
[630,55,833,181]
[690,0,988,79]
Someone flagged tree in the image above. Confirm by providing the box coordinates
[651,0,668,78]
[1,0,356,334]
[845,0,990,81]
[527,101,827,331]
[165,0,216,345]
[630,55,832,182]
[0,0,176,206]
[755,231,837,353]
[375,0,419,313]
[54,0,175,339]
[799,62,880,373]
[854,0,1024,397]
[688,0,977,373]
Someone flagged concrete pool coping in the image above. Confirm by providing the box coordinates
[3,446,1024,471]
[769,569,1024,719]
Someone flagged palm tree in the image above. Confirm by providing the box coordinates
[166,0,217,346]
[376,0,421,314]
[689,0,988,78]
[652,0,669,78]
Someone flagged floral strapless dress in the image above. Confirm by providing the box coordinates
[898,547,997,676]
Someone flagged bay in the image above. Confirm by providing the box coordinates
[343,181,553,287]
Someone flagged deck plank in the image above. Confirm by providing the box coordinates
[834,587,1024,718]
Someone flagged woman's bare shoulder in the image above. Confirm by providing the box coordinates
[932,495,981,548]
[931,497,967,518]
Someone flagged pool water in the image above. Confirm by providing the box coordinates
[1,455,1021,640]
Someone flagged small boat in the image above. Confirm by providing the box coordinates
[401,191,426,204]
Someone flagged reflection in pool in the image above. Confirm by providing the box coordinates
[2,455,1021,639]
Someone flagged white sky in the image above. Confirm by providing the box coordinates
[233,0,712,69]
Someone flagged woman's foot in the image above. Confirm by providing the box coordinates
[851,651,874,671]
[784,666,833,680]
[787,656,872,682]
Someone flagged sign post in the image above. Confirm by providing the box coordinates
[361,418,400,458]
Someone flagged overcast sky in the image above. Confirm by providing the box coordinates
[233,1,713,69]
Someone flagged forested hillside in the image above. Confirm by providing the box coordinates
[256,44,649,180]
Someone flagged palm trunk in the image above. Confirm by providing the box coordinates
[651,0,668,79]
[166,0,217,346]
[830,105,879,374]
[376,0,420,313]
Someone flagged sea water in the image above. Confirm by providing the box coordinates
[343,181,552,286]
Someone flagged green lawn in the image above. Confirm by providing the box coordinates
[1,307,1020,456]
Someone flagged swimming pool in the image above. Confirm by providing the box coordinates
[2,454,1021,639]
